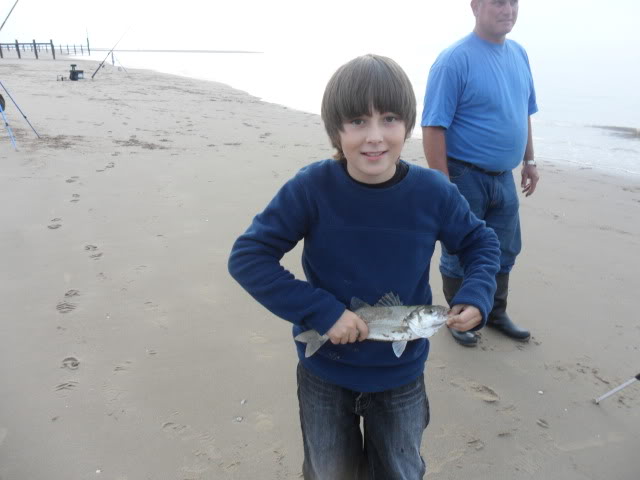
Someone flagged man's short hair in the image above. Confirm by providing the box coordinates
[321,54,416,160]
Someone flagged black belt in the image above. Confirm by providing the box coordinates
[447,157,505,177]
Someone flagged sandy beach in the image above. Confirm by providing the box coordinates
[0,58,639,479]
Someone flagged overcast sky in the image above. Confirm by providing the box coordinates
[2,0,639,116]
[2,0,639,55]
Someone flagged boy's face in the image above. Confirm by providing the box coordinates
[339,110,406,184]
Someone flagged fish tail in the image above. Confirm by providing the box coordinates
[294,330,329,358]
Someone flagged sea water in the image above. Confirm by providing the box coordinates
[83,46,640,177]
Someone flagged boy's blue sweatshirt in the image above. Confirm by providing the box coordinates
[228,160,500,392]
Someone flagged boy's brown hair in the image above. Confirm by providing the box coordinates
[321,54,416,161]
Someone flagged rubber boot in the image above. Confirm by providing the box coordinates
[487,273,531,341]
[442,275,478,347]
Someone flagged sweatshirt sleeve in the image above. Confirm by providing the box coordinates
[227,172,346,334]
[437,182,501,326]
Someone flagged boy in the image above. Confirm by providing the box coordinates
[228,54,500,479]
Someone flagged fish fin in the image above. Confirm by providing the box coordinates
[294,330,319,343]
[392,340,408,357]
[350,297,371,311]
[294,330,328,357]
[304,336,329,358]
[375,292,403,307]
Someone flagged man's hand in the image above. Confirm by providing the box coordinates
[326,310,369,345]
[521,164,539,197]
[446,304,482,332]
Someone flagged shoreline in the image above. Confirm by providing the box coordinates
[0,58,638,479]
[62,54,640,179]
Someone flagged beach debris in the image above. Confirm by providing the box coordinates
[240,399,247,405]
[538,390,544,395]
[61,357,80,370]
[594,373,640,405]
[295,293,448,358]
[233,416,244,423]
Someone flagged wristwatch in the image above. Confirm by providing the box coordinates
[523,159,537,167]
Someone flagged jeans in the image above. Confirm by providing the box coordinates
[440,159,521,278]
[297,363,429,480]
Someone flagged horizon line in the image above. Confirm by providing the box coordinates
[91,48,263,54]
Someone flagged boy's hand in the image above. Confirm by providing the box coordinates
[327,310,369,344]
[446,305,482,332]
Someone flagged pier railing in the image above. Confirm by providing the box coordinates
[0,39,91,59]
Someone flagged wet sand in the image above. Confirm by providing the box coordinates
[0,58,638,479]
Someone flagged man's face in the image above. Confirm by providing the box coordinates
[472,0,519,42]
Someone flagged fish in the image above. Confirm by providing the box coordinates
[294,292,449,358]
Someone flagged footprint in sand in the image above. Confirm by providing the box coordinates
[97,161,115,172]
[56,301,76,314]
[70,193,80,203]
[113,360,132,372]
[249,333,269,344]
[64,289,80,298]
[54,381,78,391]
[467,438,485,451]
[255,412,275,432]
[48,218,62,229]
[471,383,500,403]
[85,244,102,260]
[61,356,80,370]
[65,176,79,183]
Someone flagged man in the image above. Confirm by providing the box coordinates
[422,0,539,347]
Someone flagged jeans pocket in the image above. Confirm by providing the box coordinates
[448,161,469,180]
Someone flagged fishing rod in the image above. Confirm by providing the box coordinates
[0,80,40,138]
[594,372,640,404]
[0,102,18,150]
[0,0,19,33]
[91,29,129,79]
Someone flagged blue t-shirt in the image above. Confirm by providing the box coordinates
[229,160,500,392]
[422,33,538,171]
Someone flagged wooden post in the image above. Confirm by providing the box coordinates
[15,40,21,59]
[0,44,3,59]
[73,44,76,55]
[33,39,38,59]
[50,40,56,60]
[87,38,90,55]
